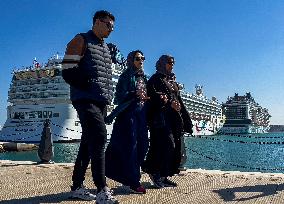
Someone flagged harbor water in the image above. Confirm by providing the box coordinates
[1,132,284,173]
[186,132,284,173]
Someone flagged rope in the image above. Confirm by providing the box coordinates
[52,133,78,140]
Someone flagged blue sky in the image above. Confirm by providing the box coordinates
[0,0,283,125]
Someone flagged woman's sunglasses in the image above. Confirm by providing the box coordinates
[167,60,175,65]
[135,56,145,61]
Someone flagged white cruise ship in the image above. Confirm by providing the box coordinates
[219,92,271,134]
[180,85,224,135]
[0,53,224,142]
[0,52,123,142]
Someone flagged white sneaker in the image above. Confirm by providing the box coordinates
[96,186,119,204]
[71,186,96,201]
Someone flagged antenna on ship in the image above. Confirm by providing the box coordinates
[33,57,41,69]
[33,57,37,67]
[54,52,60,59]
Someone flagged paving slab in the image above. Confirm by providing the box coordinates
[1,160,284,203]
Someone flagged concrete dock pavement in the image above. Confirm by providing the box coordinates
[1,160,284,203]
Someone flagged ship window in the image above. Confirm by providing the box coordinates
[14,112,20,119]
[53,112,59,117]
[19,112,25,119]
[37,111,42,118]
[29,112,35,119]
[43,111,48,118]
[48,111,52,118]
[75,121,80,126]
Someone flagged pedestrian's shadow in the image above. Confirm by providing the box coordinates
[0,192,82,204]
[213,183,284,202]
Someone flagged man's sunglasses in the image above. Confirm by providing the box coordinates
[135,56,145,61]
[100,19,114,30]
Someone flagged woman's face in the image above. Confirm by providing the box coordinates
[165,58,175,73]
[133,52,145,70]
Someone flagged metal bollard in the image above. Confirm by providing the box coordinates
[38,119,54,164]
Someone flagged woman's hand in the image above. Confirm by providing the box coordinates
[137,89,150,100]
[160,94,168,104]
[171,100,181,112]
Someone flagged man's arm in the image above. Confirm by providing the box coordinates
[62,34,89,89]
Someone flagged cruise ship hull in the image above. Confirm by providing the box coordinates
[0,103,223,142]
[219,126,270,134]
[191,118,223,136]
[0,103,113,142]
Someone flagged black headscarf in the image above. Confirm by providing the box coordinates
[156,55,179,93]
[155,54,175,76]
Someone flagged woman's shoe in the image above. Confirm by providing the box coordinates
[149,174,164,189]
[179,166,187,171]
[162,177,177,187]
[129,186,146,194]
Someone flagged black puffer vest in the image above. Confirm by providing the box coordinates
[70,30,113,104]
